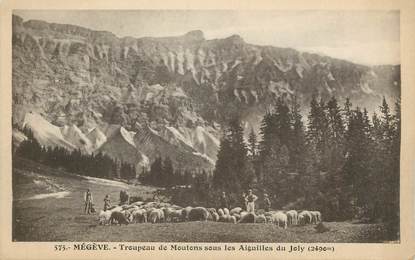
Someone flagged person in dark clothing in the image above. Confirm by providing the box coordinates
[153,190,162,203]
[103,194,111,211]
[241,192,247,210]
[263,193,271,212]
[84,189,93,214]
[119,190,130,205]
[219,191,230,209]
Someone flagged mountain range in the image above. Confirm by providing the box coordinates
[11,14,400,174]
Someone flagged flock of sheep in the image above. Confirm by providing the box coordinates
[98,201,322,228]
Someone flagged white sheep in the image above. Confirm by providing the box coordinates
[98,210,112,225]
[132,208,147,223]
[273,211,287,229]
[227,215,237,224]
[149,209,164,223]
[218,215,227,222]
[181,206,193,221]
[188,207,209,221]
[146,207,156,220]
[207,208,217,214]
[310,211,322,224]
[98,205,124,225]
[121,210,133,223]
[131,201,144,207]
[265,215,273,223]
[110,206,123,213]
[232,213,241,222]
[143,202,157,209]
[255,214,267,223]
[223,208,230,216]
[239,212,256,223]
[127,206,139,214]
[211,212,220,222]
[286,210,298,226]
[230,207,242,215]
[240,211,248,219]
[169,209,183,222]
[298,210,312,225]
[315,211,322,222]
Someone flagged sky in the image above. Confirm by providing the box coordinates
[14,10,400,65]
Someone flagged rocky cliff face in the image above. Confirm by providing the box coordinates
[12,15,400,172]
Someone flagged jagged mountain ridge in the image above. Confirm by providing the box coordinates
[12,14,400,173]
[18,112,217,173]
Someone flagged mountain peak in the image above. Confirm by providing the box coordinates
[12,15,23,27]
[183,30,205,41]
[225,34,244,44]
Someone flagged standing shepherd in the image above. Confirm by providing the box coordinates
[263,193,271,212]
[153,190,162,203]
[241,192,247,211]
[84,189,93,214]
[245,189,258,213]
[119,190,130,205]
[103,194,111,211]
[219,191,230,209]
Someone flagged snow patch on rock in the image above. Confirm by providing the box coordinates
[61,124,93,153]
[361,82,374,94]
[23,112,76,150]
[87,127,107,150]
[120,127,136,147]
[193,152,216,165]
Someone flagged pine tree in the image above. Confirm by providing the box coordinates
[184,169,193,185]
[325,96,346,203]
[212,118,254,194]
[380,97,394,143]
[289,96,307,172]
[343,98,353,130]
[258,112,276,159]
[261,141,290,207]
[150,156,163,186]
[212,137,235,190]
[192,170,210,205]
[327,96,345,142]
[163,156,175,187]
[387,98,400,238]
[247,128,257,158]
[274,97,292,148]
[16,127,43,162]
[307,96,328,169]
[228,118,255,191]
[371,97,400,238]
[342,107,372,219]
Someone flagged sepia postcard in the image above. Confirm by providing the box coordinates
[0,0,414,259]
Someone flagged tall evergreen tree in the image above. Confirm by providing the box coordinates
[289,96,307,172]
[150,156,163,186]
[212,136,237,191]
[163,156,175,187]
[307,96,328,169]
[274,97,292,148]
[343,98,353,130]
[342,107,373,219]
[325,96,346,197]
[258,112,277,159]
[212,118,254,194]
[247,128,258,158]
